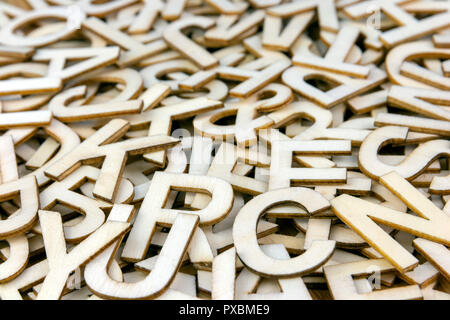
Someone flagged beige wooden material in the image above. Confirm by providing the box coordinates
[25,137,60,170]
[191,142,269,200]
[381,11,450,48]
[85,203,193,300]
[0,7,86,47]
[385,41,450,89]
[163,17,218,70]
[0,234,28,283]
[35,166,131,242]
[241,34,289,70]
[233,188,335,278]
[185,136,213,206]
[33,47,120,81]
[141,59,198,90]
[262,12,313,51]
[49,0,138,17]
[268,0,338,33]
[162,0,188,21]
[371,179,408,212]
[128,0,164,34]
[49,86,142,122]
[8,119,80,187]
[204,11,265,45]
[0,45,33,59]
[36,210,130,300]
[375,113,450,136]
[304,218,332,250]
[218,59,291,98]
[44,119,179,202]
[205,0,247,15]
[331,172,450,273]
[269,140,350,190]
[0,135,18,184]
[79,177,134,207]
[178,70,217,91]
[211,247,235,300]
[266,99,330,137]
[205,219,278,254]
[414,238,450,282]
[422,281,450,300]
[187,226,215,270]
[124,97,221,165]
[359,126,449,181]
[398,260,440,288]
[433,33,450,48]
[131,145,187,203]
[324,259,422,300]
[443,59,450,76]
[122,172,233,261]
[343,0,450,48]
[139,83,171,112]
[0,76,61,97]
[0,175,38,239]
[115,271,199,300]
[87,212,198,299]
[69,68,144,103]
[235,244,312,300]
[260,128,335,169]
[82,17,167,67]
[194,83,291,147]
[0,110,51,129]
[400,62,450,91]
[410,171,450,188]
[293,26,370,78]
[258,235,305,255]
[249,0,280,9]
[314,171,372,199]
[0,62,57,111]
[212,191,244,233]
[0,259,48,300]
[0,0,448,302]
[387,86,450,121]
[430,174,450,195]
[348,90,387,114]
[282,64,386,108]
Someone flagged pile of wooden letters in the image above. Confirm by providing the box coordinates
[0,0,448,300]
